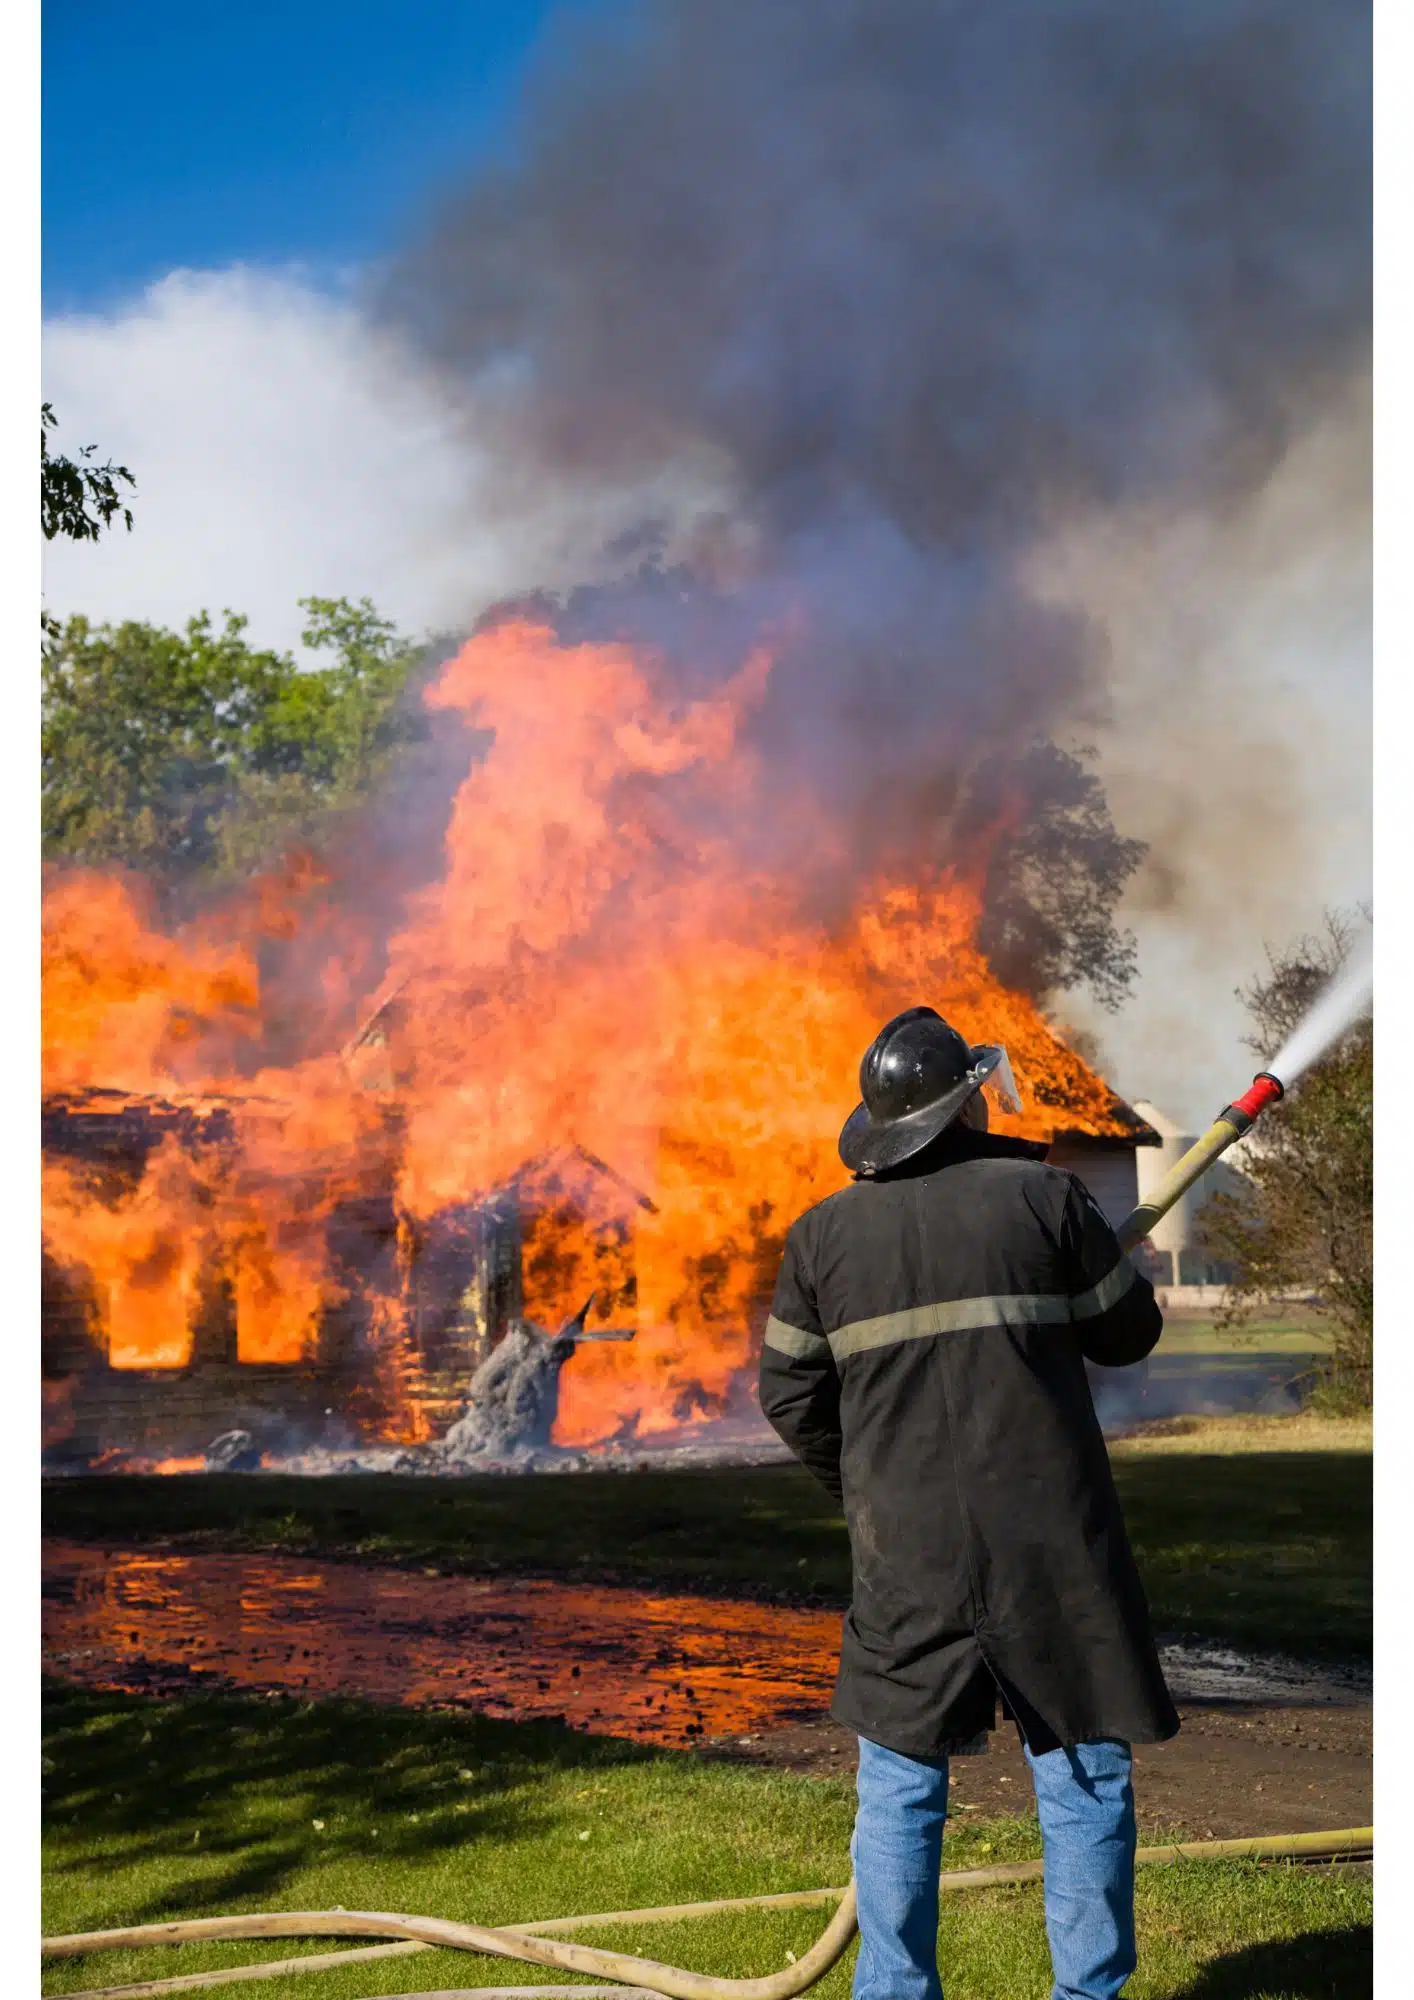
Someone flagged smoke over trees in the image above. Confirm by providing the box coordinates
[379,0,1369,1015]
[39,2,1370,1063]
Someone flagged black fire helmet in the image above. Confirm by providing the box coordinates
[838,1005,1015,1177]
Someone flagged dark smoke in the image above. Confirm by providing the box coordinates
[379,0,1369,1010]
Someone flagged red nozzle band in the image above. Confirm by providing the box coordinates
[1230,1073,1284,1121]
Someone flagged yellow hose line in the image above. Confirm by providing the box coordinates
[1115,1113,1242,1255]
[42,1940,434,2000]
[45,1827,1372,2000]
[47,1889,862,2000]
[60,1975,639,2000]
[496,1825,1373,1922]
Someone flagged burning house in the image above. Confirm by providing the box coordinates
[41,1079,658,1468]
[41,997,1157,1471]
[42,615,1180,1476]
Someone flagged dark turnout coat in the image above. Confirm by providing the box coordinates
[758,1128,1179,1758]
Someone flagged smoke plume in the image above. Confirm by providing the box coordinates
[377,0,1369,1036]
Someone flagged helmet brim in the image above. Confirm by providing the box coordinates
[838,1044,1008,1177]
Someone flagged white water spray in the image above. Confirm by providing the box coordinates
[1117,921,1372,1253]
[1266,925,1373,1088]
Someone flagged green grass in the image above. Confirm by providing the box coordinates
[42,1464,858,1595]
[42,1684,1370,2000]
[1154,1313,1332,1357]
[1110,1413,1371,1455]
[1110,1450,1370,1659]
[44,1429,1372,1658]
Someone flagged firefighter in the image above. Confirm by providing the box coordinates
[759,1006,1177,2000]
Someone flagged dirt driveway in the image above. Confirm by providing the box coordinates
[711,1702,1371,1840]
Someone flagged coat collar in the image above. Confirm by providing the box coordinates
[862,1127,1049,1182]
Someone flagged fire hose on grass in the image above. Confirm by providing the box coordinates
[45,944,1374,2000]
[41,1828,1375,2000]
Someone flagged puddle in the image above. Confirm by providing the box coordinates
[42,1543,1367,1745]
[1152,1641,1370,1706]
[41,1542,840,1747]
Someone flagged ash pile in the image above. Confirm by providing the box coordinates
[284,1296,631,1475]
[281,1299,790,1476]
[415,1295,629,1472]
[202,1295,796,1476]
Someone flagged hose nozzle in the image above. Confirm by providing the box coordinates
[1226,1072,1284,1131]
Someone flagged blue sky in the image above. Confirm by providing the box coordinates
[43,0,589,311]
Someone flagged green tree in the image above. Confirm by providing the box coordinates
[42,599,426,880]
[211,598,433,876]
[1200,911,1373,1407]
[41,403,136,542]
[972,742,1145,1012]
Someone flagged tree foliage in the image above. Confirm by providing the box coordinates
[971,742,1145,1012]
[41,403,136,543]
[1200,911,1373,1406]
[41,598,427,881]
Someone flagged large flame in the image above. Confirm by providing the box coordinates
[41,620,1135,1442]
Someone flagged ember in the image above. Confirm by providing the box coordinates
[42,621,1149,1464]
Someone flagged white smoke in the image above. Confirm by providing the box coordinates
[1034,368,1371,1121]
[41,266,721,658]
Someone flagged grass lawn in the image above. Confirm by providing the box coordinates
[43,1416,1371,1659]
[1151,1311,1333,1358]
[1110,1412,1372,1455]
[42,1683,1370,2000]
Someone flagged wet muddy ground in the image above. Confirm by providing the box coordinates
[42,1542,840,1744]
[720,1706,1372,1843]
[42,1542,1371,1839]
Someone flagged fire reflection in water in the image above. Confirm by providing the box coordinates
[42,1543,841,1747]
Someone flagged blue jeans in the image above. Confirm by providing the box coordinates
[851,1734,1137,2000]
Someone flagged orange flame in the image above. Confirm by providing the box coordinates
[41,619,1135,1445]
